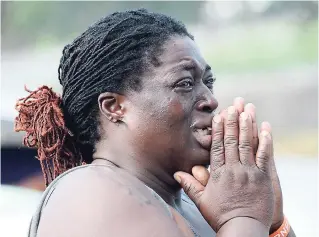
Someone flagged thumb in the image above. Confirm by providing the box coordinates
[174,171,205,207]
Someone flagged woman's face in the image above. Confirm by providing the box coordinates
[125,36,218,173]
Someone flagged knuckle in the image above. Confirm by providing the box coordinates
[257,148,269,159]
[250,170,269,184]
[182,182,198,196]
[184,184,202,201]
[239,140,253,153]
[212,139,224,155]
[226,120,237,128]
[240,124,248,132]
[236,169,249,184]
[224,135,238,146]
[222,169,235,181]
[210,170,221,182]
[213,129,223,138]
[191,187,203,199]
[183,182,192,194]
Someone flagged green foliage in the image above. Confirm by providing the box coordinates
[203,20,318,74]
[2,1,317,73]
[2,1,204,49]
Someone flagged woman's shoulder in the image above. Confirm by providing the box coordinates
[53,164,158,198]
[34,164,187,237]
[53,163,120,188]
[47,163,146,204]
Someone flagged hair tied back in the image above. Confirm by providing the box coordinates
[14,85,82,186]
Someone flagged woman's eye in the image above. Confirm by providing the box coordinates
[176,79,194,88]
[205,77,216,89]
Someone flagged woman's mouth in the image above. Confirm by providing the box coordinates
[193,127,212,150]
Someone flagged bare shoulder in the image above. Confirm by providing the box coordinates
[37,165,186,237]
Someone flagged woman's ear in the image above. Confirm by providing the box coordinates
[98,92,125,123]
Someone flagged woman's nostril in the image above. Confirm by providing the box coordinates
[202,105,213,113]
[197,97,218,113]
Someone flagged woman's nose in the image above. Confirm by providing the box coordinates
[196,96,218,113]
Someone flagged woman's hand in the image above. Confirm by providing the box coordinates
[174,102,275,232]
[175,97,286,234]
[230,98,285,233]
[211,98,284,232]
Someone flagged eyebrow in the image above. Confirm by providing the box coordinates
[179,60,212,74]
[205,65,211,73]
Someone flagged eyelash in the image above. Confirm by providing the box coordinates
[175,78,194,89]
[205,77,216,89]
[175,77,216,90]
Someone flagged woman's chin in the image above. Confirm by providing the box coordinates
[189,148,210,166]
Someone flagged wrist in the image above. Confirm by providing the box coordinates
[269,216,290,237]
[218,217,268,237]
[270,219,284,234]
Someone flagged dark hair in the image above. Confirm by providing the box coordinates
[14,9,193,186]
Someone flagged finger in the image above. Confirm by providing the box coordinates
[211,114,225,171]
[245,103,258,154]
[219,108,227,120]
[255,130,272,173]
[260,121,273,157]
[192,166,210,186]
[259,122,281,211]
[174,171,205,207]
[260,122,276,176]
[233,97,245,114]
[261,121,272,133]
[224,106,239,165]
[238,112,255,166]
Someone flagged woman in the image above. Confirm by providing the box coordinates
[15,9,295,237]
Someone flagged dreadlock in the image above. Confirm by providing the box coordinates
[14,9,193,186]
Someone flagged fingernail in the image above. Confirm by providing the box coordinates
[174,174,181,183]
[213,114,221,123]
[228,106,236,114]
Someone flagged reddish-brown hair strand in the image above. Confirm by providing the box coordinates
[14,86,83,186]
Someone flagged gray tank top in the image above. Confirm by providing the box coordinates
[28,164,200,237]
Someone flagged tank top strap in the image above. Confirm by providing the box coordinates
[144,185,174,218]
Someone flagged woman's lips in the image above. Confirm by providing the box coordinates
[193,127,212,150]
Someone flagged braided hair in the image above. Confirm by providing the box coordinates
[14,9,193,186]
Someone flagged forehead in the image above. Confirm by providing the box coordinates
[158,36,208,71]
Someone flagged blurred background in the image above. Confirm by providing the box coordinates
[1,1,318,236]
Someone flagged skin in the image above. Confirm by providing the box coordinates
[36,36,295,236]
[95,36,217,205]
[179,101,295,236]
[175,107,275,232]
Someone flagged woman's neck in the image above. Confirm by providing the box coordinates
[93,138,184,206]
[91,155,182,207]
